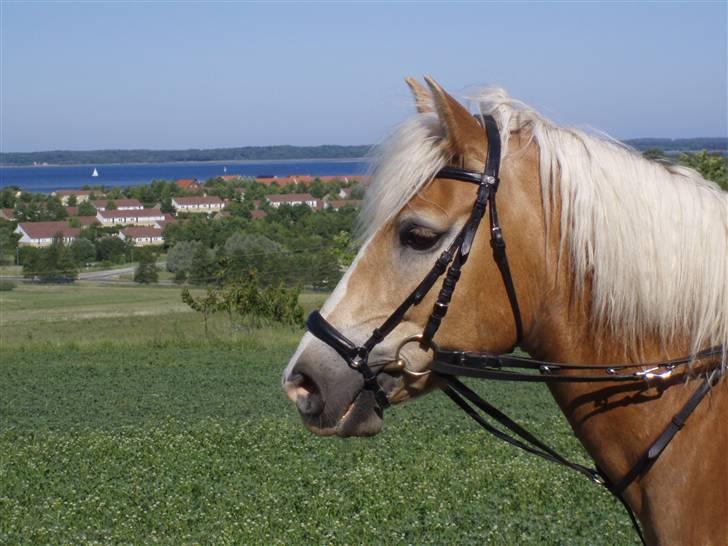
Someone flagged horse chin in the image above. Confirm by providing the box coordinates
[334,390,384,437]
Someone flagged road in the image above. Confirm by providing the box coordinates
[0,262,166,282]
[78,265,136,280]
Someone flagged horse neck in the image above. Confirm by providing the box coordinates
[520,248,728,541]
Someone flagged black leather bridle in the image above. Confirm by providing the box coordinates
[305,114,725,544]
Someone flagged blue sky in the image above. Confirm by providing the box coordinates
[1,1,726,152]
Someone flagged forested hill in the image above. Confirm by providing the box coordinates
[0,144,372,166]
[1,138,725,166]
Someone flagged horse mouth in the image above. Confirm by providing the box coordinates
[289,358,433,438]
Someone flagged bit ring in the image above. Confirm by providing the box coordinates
[383,335,438,378]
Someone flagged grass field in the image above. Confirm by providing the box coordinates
[0,283,639,544]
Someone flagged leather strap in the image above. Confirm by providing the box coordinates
[433,345,724,383]
[612,366,724,494]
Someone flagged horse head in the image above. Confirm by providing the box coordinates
[282,77,548,436]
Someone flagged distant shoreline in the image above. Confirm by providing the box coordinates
[0,144,374,167]
[1,138,726,167]
[0,157,370,169]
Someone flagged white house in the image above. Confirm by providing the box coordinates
[91,198,144,212]
[265,193,320,209]
[171,196,225,213]
[96,208,165,226]
[53,190,92,205]
[15,221,81,247]
[119,226,164,246]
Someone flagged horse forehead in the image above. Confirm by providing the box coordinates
[405,178,477,218]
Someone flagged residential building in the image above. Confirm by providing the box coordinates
[327,199,364,211]
[254,175,314,186]
[171,196,225,213]
[265,193,319,209]
[175,178,201,192]
[53,190,92,205]
[96,208,165,226]
[154,213,177,230]
[119,226,164,246]
[0,208,14,220]
[91,198,144,211]
[15,221,81,247]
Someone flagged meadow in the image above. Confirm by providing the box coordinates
[1,283,639,545]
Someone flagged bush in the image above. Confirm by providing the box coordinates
[182,269,304,332]
[173,269,187,284]
[133,249,159,284]
[0,280,16,291]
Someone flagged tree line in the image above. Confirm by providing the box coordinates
[1,145,371,166]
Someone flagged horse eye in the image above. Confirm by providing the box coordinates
[399,224,442,251]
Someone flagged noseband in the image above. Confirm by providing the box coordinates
[305,114,724,544]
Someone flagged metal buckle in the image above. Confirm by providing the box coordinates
[634,365,674,381]
[382,334,438,378]
[347,347,369,371]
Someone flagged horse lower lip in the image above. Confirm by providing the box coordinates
[296,393,323,416]
[339,396,358,423]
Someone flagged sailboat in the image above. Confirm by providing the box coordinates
[91,168,99,177]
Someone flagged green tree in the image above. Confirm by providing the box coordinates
[70,238,95,265]
[106,200,118,211]
[188,244,217,285]
[332,230,356,268]
[67,194,78,206]
[0,220,20,265]
[642,148,665,161]
[22,234,78,283]
[46,197,68,220]
[181,288,221,335]
[166,240,204,275]
[134,248,159,283]
[0,187,17,208]
[679,151,728,191]
[78,201,97,216]
[96,236,129,263]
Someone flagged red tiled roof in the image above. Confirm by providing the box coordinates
[91,198,142,209]
[97,208,164,219]
[1,208,16,219]
[76,216,99,226]
[176,179,199,188]
[172,196,223,205]
[327,199,364,209]
[121,226,164,238]
[65,206,79,216]
[266,193,316,203]
[251,209,268,220]
[256,176,287,185]
[18,221,81,239]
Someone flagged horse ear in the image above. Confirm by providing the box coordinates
[424,76,484,159]
[404,77,433,113]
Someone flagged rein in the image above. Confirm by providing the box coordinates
[305,114,725,545]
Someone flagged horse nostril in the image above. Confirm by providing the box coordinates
[284,371,324,416]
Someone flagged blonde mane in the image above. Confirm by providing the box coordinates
[360,88,728,362]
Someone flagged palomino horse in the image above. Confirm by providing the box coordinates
[282,77,727,545]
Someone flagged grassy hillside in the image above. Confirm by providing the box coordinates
[0,284,638,544]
